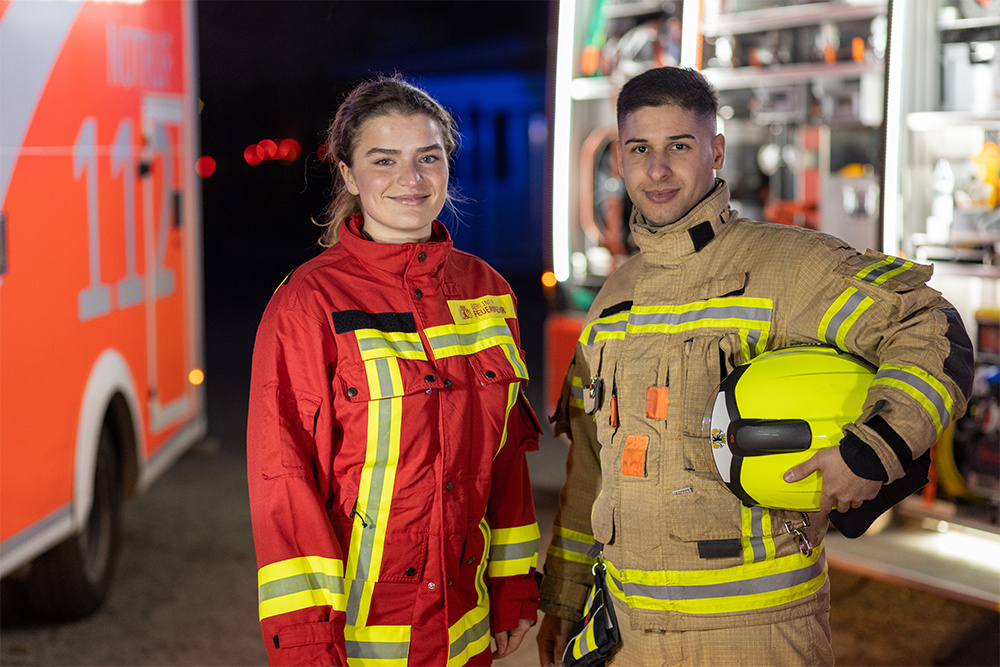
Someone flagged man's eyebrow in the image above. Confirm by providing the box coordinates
[623,133,697,145]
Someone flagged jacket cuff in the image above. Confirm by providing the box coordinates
[489,576,540,635]
[538,574,590,621]
[839,432,889,482]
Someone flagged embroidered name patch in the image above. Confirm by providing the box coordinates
[447,294,515,325]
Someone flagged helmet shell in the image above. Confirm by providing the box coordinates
[706,346,875,511]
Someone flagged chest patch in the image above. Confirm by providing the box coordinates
[447,294,515,325]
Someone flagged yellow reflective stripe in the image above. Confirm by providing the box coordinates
[604,546,827,614]
[424,319,528,379]
[874,364,954,436]
[579,311,629,346]
[580,299,772,352]
[569,375,585,409]
[356,329,427,361]
[495,382,521,460]
[818,287,875,349]
[488,523,540,578]
[447,519,492,666]
[257,556,346,620]
[346,358,404,628]
[741,505,774,564]
[547,525,596,565]
[344,624,411,667]
[855,256,915,285]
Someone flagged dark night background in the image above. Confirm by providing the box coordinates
[197,0,555,448]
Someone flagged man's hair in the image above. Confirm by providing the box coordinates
[616,67,719,128]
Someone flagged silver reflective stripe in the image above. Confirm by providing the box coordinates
[259,571,344,604]
[347,640,410,660]
[503,342,527,378]
[629,305,771,328]
[490,538,539,562]
[585,318,628,346]
[875,367,949,427]
[427,323,513,350]
[449,612,491,659]
[611,555,825,601]
[823,289,869,345]
[358,335,423,357]
[859,257,908,283]
[552,532,592,558]
[1,1,83,206]
[748,506,767,563]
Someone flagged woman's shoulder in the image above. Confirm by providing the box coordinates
[445,248,510,290]
[265,245,352,314]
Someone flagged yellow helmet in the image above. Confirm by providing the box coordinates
[706,346,876,512]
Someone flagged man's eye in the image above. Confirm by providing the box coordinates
[633,145,648,153]
[672,143,689,151]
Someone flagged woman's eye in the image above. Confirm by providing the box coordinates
[375,158,393,166]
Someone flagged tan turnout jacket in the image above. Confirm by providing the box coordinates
[541,180,974,631]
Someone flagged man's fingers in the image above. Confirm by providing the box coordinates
[783,456,819,483]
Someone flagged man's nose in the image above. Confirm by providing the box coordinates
[647,154,671,180]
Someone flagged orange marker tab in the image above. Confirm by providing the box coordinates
[609,394,618,428]
[645,387,669,420]
[622,435,649,478]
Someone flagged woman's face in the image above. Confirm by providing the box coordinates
[339,112,449,244]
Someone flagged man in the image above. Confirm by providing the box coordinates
[536,67,974,666]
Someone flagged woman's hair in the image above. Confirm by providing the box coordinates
[318,74,460,246]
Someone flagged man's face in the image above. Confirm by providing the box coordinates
[617,104,725,227]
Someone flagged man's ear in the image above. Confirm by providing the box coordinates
[712,133,726,170]
[339,161,359,195]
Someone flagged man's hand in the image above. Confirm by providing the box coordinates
[536,613,574,667]
[784,446,882,514]
[493,618,533,660]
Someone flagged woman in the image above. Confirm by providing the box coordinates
[247,75,542,667]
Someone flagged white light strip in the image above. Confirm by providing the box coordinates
[881,0,905,255]
[680,0,701,69]
[551,0,576,282]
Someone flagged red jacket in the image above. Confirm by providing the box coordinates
[248,216,542,666]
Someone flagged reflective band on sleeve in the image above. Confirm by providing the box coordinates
[447,519,492,666]
[355,329,427,361]
[547,525,597,565]
[873,364,954,436]
[604,546,827,614]
[580,298,772,357]
[257,556,346,620]
[344,624,411,666]
[569,376,585,409]
[818,287,874,350]
[488,523,540,578]
[855,256,915,285]
[741,505,774,564]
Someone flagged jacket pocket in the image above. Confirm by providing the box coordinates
[682,333,743,475]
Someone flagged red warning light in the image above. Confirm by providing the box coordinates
[244,145,263,165]
[258,139,278,160]
[279,138,301,161]
[195,155,217,178]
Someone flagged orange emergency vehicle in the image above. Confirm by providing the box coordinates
[0,0,205,620]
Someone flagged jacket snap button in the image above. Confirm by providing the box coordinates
[346,387,358,397]
[446,481,453,491]
[484,370,496,379]
[418,252,426,262]
[425,374,435,383]
[444,379,452,388]
[405,567,416,576]
[428,582,436,590]
[414,288,423,299]
[467,556,475,565]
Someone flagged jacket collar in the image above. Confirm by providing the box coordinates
[630,179,736,263]
[338,214,453,284]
